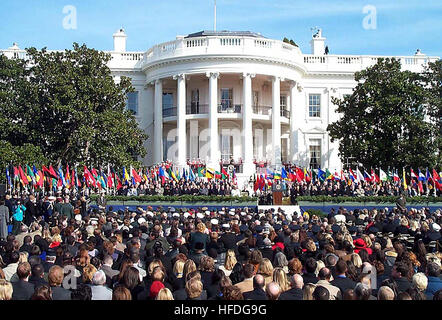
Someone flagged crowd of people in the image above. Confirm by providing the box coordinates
[0,187,441,301]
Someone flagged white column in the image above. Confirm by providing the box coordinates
[242,73,255,177]
[189,120,199,160]
[272,76,282,169]
[206,72,220,171]
[290,83,305,166]
[154,79,163,164]
[174,74,186,167]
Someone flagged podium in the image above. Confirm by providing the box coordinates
[272,184,283,205]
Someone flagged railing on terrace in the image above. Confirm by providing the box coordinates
[252,105,272,116]
[280,109,290,118]
[163,106,177,117]
[186,104,209,115]
[218,104,242,113]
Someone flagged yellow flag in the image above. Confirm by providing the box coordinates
[403,168,407,189]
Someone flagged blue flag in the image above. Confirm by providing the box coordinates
[317,168,326,181]
[6,167,11,186]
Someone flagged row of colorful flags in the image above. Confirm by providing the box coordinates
[5,163,237,192]
[254,167,442,192]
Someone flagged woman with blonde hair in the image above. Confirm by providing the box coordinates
[173,259,185,279]
[273,267,290,292]
[303,283,316,300]
[351,253,363,269]
[189,222,210,253]
[257,258,273,286]
[219,249,237,276]
[18,251,28,263]
[82,264,97,284]
[147,259,165,277]
[0,279,12,300]
[315,260,326,277]
[361,234,372,249]
[156,287,174,300]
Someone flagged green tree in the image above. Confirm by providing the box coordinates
[327,58,440,170]
[0,43,147,179]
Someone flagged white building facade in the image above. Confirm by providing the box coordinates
[2,29,439,184]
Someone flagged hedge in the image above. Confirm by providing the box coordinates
[295,196,442,204]
[89,195,258,203]
[89,195,441,204]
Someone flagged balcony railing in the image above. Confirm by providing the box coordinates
[280,109,290,118]
[218,104,242,113]
[252,105,271,116]
[186,104,209,115]
[163,106,177,117]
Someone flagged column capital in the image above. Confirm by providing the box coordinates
[172,73,185,80]
[205,71,220,79]
[272,75,285,82]
[296,83,304,92]
[154,79,163,86]
[241,72,256,79]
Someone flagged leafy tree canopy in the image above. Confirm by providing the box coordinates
[0,43,147,179]
[327,58,441,170]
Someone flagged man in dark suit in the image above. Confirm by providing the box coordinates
[19,236,33,254]
[330,259,356,294]
[391,261,412,293]
[279,274,303,300]
[12,262,35,300]
[101,255,119,287]
[302,258,319,285]
[48,265,72,300]
[29,264,48,288]
[243,274,268,300]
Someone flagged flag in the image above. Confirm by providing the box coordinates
[18,166,28,185]
[304,168,311,183]
[379,168,388,181]
[84,166,96,186]
[58,167,66,187]
[333,171,341,181]
[75,167,81,188]
[42,165,58,179]
[356,168,364,182]
[266,168,274,179]
[418,169,426,182]
[274,170,281,180]
[65,165,70,187]
[206,168,214,179]
[433,169,442,191]
[410,168,418,180]
[363,170,371,182]
[403,168,408,189]
[393,169,400,182]
[426,168,431,182]
[6,167,11,187]
[317,168,326,181]
[158,167,166,184]
[371,169,380,183]
[131,167,142,183]
[197,167,206,177]
[289,169,296,182]
[122,167,130,184]
[189,168,196,181]
[296,167,304,182]
[348,169,356,182]
[115,173,123,190]
[26,165,34,184]
[221,168,229,180]
[281,168,288,180]
[182,168,187,181]
[325,169,333,180]
[254,175,261,191]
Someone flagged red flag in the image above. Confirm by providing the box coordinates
[289,169,296,182]
[433,169,442,191]
[115,174,123,190]
[84,166,96,186]
[18,166,28,185]
[371,169,380,183]
[131,168,142,183]
[42,165,58,179]
[254,176,260,191]
[296,167,304,182]
[71,169,76,188]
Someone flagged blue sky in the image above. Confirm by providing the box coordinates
[0,0,441,56]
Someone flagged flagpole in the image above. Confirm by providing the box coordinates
[214,0,217,32]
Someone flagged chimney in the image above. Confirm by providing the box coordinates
[310,28,326,55]
[113,28,127,52]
